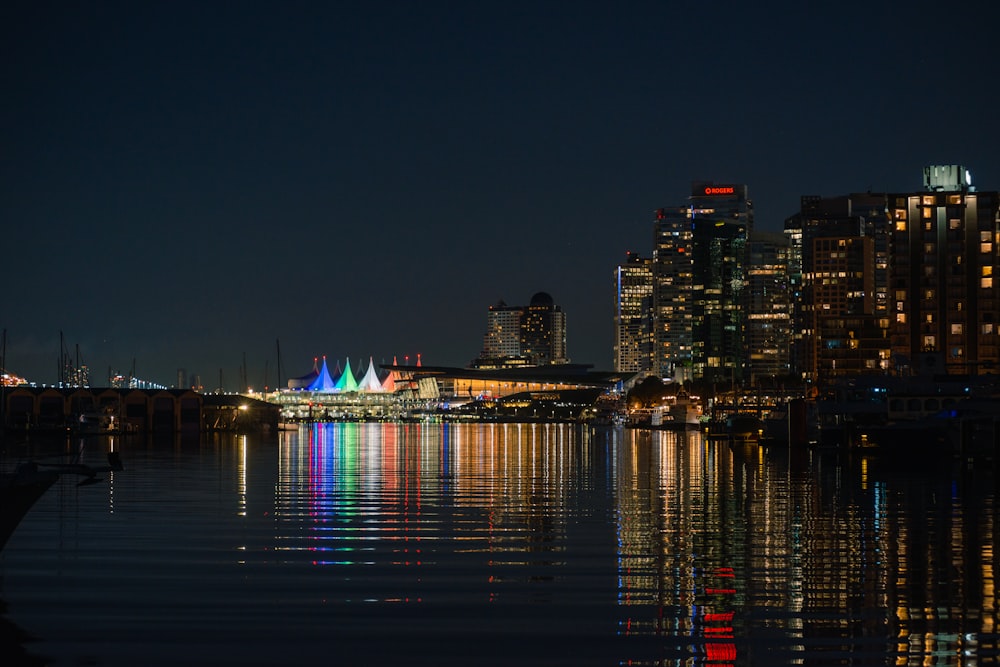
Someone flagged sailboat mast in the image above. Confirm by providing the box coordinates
[276,339,282,393]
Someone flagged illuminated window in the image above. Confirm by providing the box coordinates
[922,207,933,219]
[923,335,936,349]
[982,277,993,288]
[923,196,936,205]
[951,323,963,334]
[896,313,907,323]
[925,313,934,323]
[895,220,907,232]
[896,301,904,311]
[982,231,992,242]
[951,346,964,358]
[895,290,906,300]
[949,218,961,230]
[983,323,994,335]
[983,266,993,277]
[924,243,935,253]
[924,289,934,299]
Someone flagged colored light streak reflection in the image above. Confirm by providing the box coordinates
[9,424,999,665]
[269,423,1000,663]
[610,429,1000,665]
[273,423,585,601]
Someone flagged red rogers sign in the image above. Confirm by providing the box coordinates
[703,186,735,195]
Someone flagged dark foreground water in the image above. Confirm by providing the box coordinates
[1,423,998,666]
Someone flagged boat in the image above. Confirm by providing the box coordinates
[666,390,703,428]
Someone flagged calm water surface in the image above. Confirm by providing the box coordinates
[1,423,998,665]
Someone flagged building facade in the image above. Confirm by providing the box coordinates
[480,301,524,363]
[613,252,653,373]
[781,166,999,382]
[889,165,1000,376]
[652,183,752,383]
[746,232,793,380]
[476,293,567,368]
[521,292,567,365]
[784,193,891,381]
[811,235,888,378]
[652,206,694,380]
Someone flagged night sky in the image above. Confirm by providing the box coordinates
[3,1,998,387]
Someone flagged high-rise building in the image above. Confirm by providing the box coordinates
[888,165,1000,376]
[811,235,889,378]
[784,193,891,381]
[652,183,751,383]
[475,293,567,368]
[479,300,524,364]
[746,232,793,380]
[783,166,1000,381]
[614,252,653,373]
[521,292,567,365]
[652,207,694,379]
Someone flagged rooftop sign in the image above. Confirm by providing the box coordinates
[698,185,736,196]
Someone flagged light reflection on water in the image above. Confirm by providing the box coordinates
[1,423,998,665]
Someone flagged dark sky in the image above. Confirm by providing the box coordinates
[3,1,998,387]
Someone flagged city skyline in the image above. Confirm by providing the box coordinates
[4,2,998,385]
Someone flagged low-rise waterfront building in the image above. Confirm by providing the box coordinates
[1,387,204,433]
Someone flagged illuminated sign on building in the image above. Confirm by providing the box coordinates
[700,185,736,196]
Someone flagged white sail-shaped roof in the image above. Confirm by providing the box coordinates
[334,357,358,392]
[357,358,384,392]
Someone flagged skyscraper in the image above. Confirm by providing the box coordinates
[614,252,653,373]
[746,232,793,380]
[652,206,694,379]
[652,183,752,383]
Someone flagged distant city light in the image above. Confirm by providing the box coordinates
[1,371,27,387]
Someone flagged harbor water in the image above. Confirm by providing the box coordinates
[1,423,998,666]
